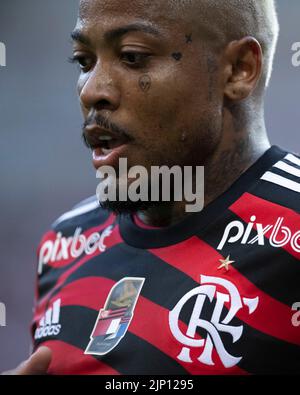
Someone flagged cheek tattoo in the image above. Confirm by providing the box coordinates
[172,52,183,61]
[139,75,151,92]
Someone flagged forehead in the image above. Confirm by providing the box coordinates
[79,0,173,18]
[78,0,184,32]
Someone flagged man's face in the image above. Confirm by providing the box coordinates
[72,0,223,211]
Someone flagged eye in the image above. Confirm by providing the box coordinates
[68,54,94,73]
[120,51,151,68]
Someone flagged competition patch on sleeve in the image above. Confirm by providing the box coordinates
[85,277,145,356]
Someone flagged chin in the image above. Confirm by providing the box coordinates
[96,175,177,215]
[96,175,157,214]
[99,199,159,215]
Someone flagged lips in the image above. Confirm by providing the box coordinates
[84,125,132,169]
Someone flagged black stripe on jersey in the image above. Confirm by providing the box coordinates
[44,243,196,307]
[34,305,189,375]
[198,210,300,307]
[39,266,79,302]
[37,243,300,374]
[38,251,91,300]
[250,182,300,214]
[52,207,111,236]
[222,312,300,374]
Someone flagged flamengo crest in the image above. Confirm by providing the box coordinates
[169,275,259,368]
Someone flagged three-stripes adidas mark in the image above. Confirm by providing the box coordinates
[34,299,61,340]
[261,153,300,193]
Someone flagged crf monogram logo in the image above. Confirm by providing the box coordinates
[169,275,259,368]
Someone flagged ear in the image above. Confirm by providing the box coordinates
[223,37,263,101]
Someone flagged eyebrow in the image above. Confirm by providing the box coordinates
[71,29,91,46]
[71,22,161,46]
[104,23,161,41]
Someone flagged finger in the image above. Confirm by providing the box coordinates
[18,346,52,375]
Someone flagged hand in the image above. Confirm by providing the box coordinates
[2,346,52,375]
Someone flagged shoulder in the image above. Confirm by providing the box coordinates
[221,146,300,262]
[36,195,114,275]
[51,195,110,232]
[252,146,300,214]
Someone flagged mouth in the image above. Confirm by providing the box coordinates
[84,125,132,169]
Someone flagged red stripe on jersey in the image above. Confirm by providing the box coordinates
[40,277,248,375]
[230,192,300,260]
[150,237,300,346]
[41,340,120,375]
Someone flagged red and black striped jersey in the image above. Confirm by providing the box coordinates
[31,146,300,375]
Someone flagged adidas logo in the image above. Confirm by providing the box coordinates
[34,299,61,340]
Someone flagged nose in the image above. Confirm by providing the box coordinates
[79,62,121,113]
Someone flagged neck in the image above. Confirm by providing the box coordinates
[137,110,270,228]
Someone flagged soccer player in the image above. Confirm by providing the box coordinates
[6,0,300,374]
